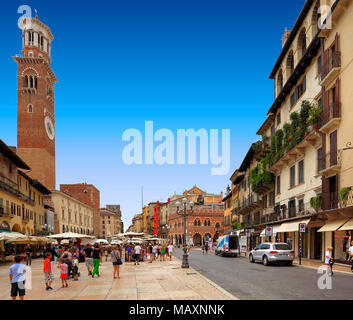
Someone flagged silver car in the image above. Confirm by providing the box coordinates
[249,242,294,266]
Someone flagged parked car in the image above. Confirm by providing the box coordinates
[215,235,239,257]
[249,242,294,266]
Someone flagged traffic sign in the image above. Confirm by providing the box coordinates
[299,223,306,233]
[265,226,273,237]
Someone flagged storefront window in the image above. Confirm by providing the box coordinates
[334,230,352,263]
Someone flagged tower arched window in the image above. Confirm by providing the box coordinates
[24,76,29,88]
[30,76,34,88]
[28,105,33,113]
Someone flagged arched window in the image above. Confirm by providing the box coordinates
[197,220,201,226]
[215,222,220,229]
[62,225,65,232]
[194,220,197,226]
[204,220,207,227]
[277,70,283,94]
[30,76,34,88]
[208,220,211,226]
[286,51,294,76]
[28,105,33,113]
[298,28,307,58]
[24,76,28,88]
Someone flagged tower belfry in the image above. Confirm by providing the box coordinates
[13,16,58,190]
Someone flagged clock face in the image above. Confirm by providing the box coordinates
[44,116,55,140]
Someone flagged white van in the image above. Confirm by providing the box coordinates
[215,235,240,257]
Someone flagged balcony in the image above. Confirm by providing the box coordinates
[320,52,341,86]
[253,137,270,161]
[0,207,15,219]
[319,150,342,178]
[234,195,262,216]
[268,124,321,174]
[0,175,35,206]
[320,102,341,134]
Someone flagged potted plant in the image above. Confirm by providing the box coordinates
[310,196,322,213]
[340,187,351,207]
[307,103,322,130]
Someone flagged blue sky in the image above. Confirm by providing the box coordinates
[0,0,305,229]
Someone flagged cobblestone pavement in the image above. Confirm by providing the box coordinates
[0,256,237,300]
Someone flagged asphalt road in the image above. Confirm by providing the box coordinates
[174,248,353,300]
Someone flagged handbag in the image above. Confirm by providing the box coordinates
[113,250,123,265]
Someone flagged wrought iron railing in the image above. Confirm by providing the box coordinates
[319,149,342,171]
[322,51,341,80]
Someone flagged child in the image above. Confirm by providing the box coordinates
[57,258,69,288]
[9,255,26,300]
[44,253,54,290]
[72,255,79,281]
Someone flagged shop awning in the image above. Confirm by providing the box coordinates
[337,218,353,231]
[318,218,349,232]
[276,219,311,233]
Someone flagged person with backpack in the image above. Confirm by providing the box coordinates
[111,245,122,279]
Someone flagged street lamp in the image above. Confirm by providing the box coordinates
[176,198,194,268]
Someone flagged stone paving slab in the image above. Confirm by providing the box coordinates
[0,256,238,300]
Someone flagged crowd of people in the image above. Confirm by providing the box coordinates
[7,240,175,300]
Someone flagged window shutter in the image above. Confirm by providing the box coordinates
[302,76,306,92]
[335,78,340,118]
[334,33,340,53]
[322,178,330,210]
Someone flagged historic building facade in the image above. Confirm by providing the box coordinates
[14,16,57,191]
[51,190,94,235]
[59,183,100,236]
[99,207,123,240]
[0,140,51,235]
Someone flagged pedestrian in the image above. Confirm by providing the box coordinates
[84,243,94,276]
[111,245,122,279]
[134,243,141,265]
[348,241,353,272]
[127,246,132,262]
[201,244,205,255]
[44,252,54,290]
[167,243,174,261]
[325,247,334,276]
[204,242,209,254]
[160,245,165,261]
[104,247,109,262]
[148,244,153,263]
[92,244,102,278]
[9,255,26,300]
[72,255,79,281]
[157,244,161,259]
[57,258,68,288]
[25,244,32,266]
[152,244,157,261]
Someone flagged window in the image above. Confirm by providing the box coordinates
[290,76,306,107]
[28,105,33,113]
[317,148,324,173]
[298,160,304,184]
[276,176,281,195]
[298,199,304,212]
[263,194,267,209]
[271,125,275,137]
[318,55,322,75]
[290,166,295,187]
[277,112,281,126]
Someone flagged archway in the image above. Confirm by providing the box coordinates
[203,233,212,244]
[178,235,182,245]
[193,233,202,246]
[213,233,220,242]
[12,224,21,232]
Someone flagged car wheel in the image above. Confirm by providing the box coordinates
[287,261,293,266]
[263,255,269,266]
[215,250,218,256]
[249,254,254,263]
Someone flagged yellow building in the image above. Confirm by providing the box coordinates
[51,190,94,235]
[142,205,149,233]
[0,140,51,235]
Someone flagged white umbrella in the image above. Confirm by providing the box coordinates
[0,232,27,241]
[95,239,109,245]
[122,232,145,238]
[110,240,122,245]
[47,232,95,239]
[61,239,70,244]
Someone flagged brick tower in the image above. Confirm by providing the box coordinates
[14,16,57,190]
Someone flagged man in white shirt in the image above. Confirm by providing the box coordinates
[167,243,174,261]
[134,245,141,266]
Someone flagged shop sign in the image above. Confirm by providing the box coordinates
[240,236,247,253]
[265,226,273,237]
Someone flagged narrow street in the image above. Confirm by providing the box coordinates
[174,249,353,300]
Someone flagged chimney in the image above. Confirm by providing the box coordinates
[282,28,291,48]
[220,192,223,199]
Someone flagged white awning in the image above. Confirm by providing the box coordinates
[276,219,311,233]
[324,218,353,232]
